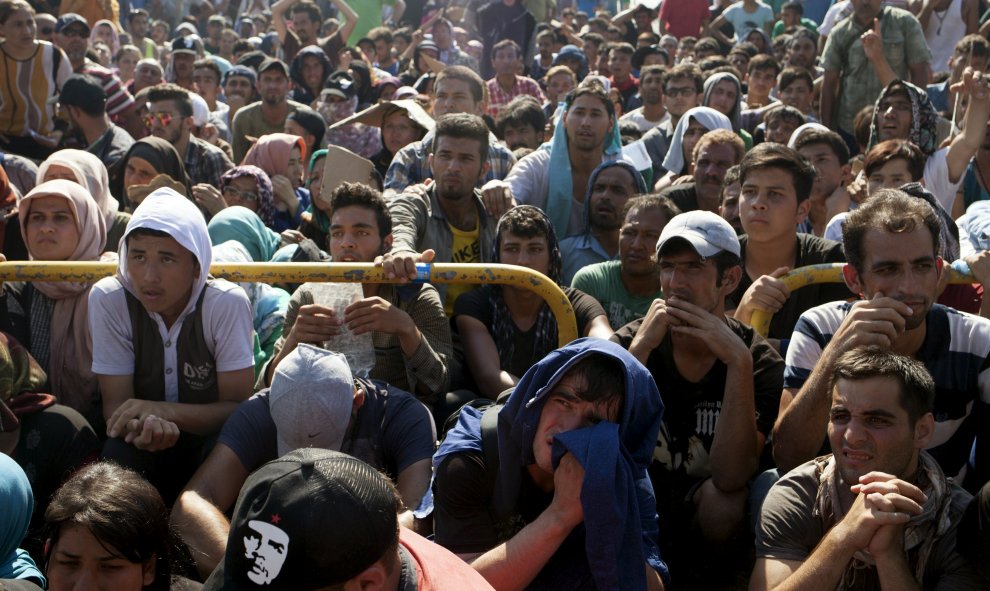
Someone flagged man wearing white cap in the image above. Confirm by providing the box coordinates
[611,210,784,578]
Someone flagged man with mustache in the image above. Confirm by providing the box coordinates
[612,211,784,583]
[773,191,990,483]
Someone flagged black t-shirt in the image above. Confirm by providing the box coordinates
[218,379,434,479]
[659,182,699,213]
[611,316,783,492]
[728,233,855,341]
[453,286,606,378]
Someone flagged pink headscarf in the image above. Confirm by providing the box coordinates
[240,133,307,178]
[18,180,110,411]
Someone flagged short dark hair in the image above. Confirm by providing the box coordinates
[192,58,221,82]
[623,193,680,223]
[434,113,490,160]
[608,41,635,57]
[492,38,522,59]
[582,32,606,49]
[788,27,819,48]
[694,37,722,56]
[829,346,935,424]
[842,189,940,274]
[793,129,851,166]
[288,105,327,148]
[0,0,32,24]
[368,26,392,44]
[864,139,925,181]
[663,63,704,93]
[765,105,806,129]
[739,143,816,204]
[778,66,814,92]
[748,54,781,77]
[721,165,741,199]
[393,27,412,44]
[290,1,321,22]
[44,463,176,591]
[435,65,485,104]
[146,83,193,118]
[566,78,614,118]
[496,95,545,138]
[639,64,665,83]
[782,1,803,14]
[954,33,990,59]
[127,8,149,22]
[328,181,391,239]
[555,353,626,421]
[497,205,551,248]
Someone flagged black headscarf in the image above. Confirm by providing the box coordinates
[109,137,192,210]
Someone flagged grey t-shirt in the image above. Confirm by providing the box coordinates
[756,457,985,590]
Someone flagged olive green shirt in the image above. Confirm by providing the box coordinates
[821,6,931,134]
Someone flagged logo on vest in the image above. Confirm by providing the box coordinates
[183,361,216,390]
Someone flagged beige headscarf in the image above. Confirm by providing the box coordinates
[36,149,120,232]
[18,180,110,411]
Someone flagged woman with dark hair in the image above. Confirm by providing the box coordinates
[109,137,192,210]
[44,462,178,591]
[0,0,72,160]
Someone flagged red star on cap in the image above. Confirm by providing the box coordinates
[270,514,282,524]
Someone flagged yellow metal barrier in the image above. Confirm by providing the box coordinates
[749,263,976,336]
[0,261,580,346]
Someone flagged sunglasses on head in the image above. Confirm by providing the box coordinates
[143,111,174,127]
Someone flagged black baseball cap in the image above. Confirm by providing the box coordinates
[59,74,106,112]
[322,70,355,100]
[201,449,399,590]
[54,13,89,35]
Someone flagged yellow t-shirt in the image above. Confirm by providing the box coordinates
[446,220,481,314]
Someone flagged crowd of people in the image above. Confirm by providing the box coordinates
[4,0,990,588]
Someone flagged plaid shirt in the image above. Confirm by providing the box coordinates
[486,75,547,119]
[383,129,516,196]
[184,136,234,189]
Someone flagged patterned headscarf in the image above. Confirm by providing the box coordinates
[486,205,563,372]
[220,165,276,229]
[868,80,939,157]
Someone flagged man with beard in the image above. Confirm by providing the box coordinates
[58,74,133,167]
[612,211,784,583]
[54,14,136,132]
[572,195,677,328]
[561,160,647,284]
[380,114,499,314]
[489,80,620,240]
[231,59,306,163]
[784,29,821,76]
[752,347,983,590]
[820,0,931,148]
[147,84,233,188]
[125,9,158,59]
[494,96,545,152]
[773,192,990,483]
[620,65,669,134]
[220,65,257,127]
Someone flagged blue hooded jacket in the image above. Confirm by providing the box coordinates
[434,338,668,588]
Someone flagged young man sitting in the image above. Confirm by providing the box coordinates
[89,188,255,502]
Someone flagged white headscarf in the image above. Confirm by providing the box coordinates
[661,107,732,175]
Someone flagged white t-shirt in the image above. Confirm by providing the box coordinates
[619,108,671,134]
[924,147,963,212]
[89,277,255,403]
[721,1,774,41]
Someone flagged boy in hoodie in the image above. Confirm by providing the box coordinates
[560,160,647,284]
[432,338,668,590]
[89,189,255,501]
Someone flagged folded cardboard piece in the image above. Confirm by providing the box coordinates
[317,146,377,205]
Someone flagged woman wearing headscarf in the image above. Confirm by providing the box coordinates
[319,72,384,159]
[702,72,753,149]
[299,149,330,247]
[657,106,732,189]
[399,41,438,87]
[210,229,289,378]
[370,101,431,179]
[453,206,612,402]
[0,180,112,426]
[192,165,277,228]
[0,454,45,588]
[0,165,27,261]
[37,149,131,250]
[206,205,283,263]
[288,45,332,105]
[109,137,193,210]
[89,19,121,58]
[241,133,310,232]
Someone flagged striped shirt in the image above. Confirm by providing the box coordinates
[785,301,990,475]
[78,60,135,119]
[0,41,72,137]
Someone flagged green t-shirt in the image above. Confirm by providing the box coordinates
[821,6,931,134]
[348,0,396,42]
[571,260,660,329]
[771,17,819,38]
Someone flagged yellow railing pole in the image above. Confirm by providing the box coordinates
[749,263,975,336]
[0,261,580,346]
